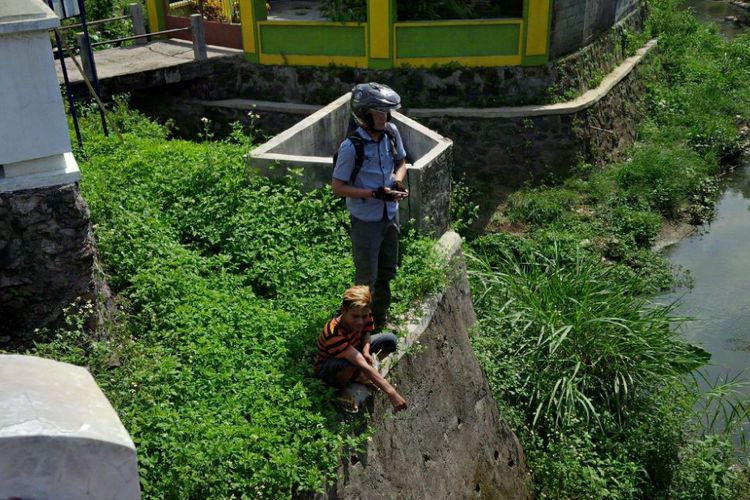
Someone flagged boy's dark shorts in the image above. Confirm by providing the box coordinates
[317,332,398,387]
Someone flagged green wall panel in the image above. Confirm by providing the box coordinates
[396,24,520,58]
[260,25,366,56]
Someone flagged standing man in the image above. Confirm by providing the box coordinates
[332,82,408,331]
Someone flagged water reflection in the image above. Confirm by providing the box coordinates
[654,0,750,446]
[659,159,750,442]
[683,0,749,39]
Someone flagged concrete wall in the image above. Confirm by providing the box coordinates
[0,355,140,499]
[319,232,530,499]
[250,94,453,235]
[550,0,643,58]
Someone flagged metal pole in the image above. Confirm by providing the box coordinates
[75,0,109,136]
[47,0,83,148]
[190,14,207,61]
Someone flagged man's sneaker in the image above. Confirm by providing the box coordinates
[336,390,359,414]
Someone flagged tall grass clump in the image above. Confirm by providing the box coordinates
[18,102,443,499]
[467,234,743,497]
[471,241,702,430]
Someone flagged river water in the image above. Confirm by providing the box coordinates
[683,0,749,38]
[660,159,750,393]
[657,1,749,438]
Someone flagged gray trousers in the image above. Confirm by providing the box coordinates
[350,215,400,325]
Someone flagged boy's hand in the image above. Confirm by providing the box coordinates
[388,390,407,412]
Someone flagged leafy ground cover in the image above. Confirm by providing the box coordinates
[22,104,443,498]
[466,0,750,497]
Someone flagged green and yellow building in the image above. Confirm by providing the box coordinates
[146,0,555,68]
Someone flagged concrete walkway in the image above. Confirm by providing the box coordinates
[55,39,241,85]
[267,0,326,21]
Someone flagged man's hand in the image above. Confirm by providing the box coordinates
[387,390,408,412]
[373,187,408,201]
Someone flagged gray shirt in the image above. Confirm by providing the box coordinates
[332,123,407,222]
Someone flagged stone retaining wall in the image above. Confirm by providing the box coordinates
[0,183,97,342]
[113,2,647,123]
[411,39,657,225]
[318,232,529,499]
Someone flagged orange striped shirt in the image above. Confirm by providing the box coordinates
[314,314,375,373]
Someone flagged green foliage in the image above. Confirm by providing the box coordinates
[615,143,711,217]
[60,0,144,48]
[506,187,580,226]
[28,105,442,498]
[469,241,703,431]
[449,176,480,234]
[319,0,367,22]
[669,436,738,500]
[528,427,641,500]
[463,3,750,497]
[397,0,522,20]
[319,0,522,22]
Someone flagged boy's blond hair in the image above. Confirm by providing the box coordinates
[341,285,371,310]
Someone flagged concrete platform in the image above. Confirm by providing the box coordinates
[55,39,242,85]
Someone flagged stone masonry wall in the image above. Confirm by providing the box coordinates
[0,184,97,342]
[415,41,654,224]
[319,233,529,499]
[552,3,647,99]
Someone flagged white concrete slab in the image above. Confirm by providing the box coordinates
[0,152,81,192]
[0,355,140,499]
[55,39,242,84]
[0,0,59,34]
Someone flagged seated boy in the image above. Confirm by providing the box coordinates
[315,285,408,413]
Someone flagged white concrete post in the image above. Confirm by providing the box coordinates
[190,13,207,61]
[0,0,80,192]
[129,2,147,45]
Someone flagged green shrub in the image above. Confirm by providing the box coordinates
[607,206,662,247]
[529,427,640,500]
[506,188,580,226]
[669,436,738,500]
[26,106,443,498]
[464,2,750,497]
[469,241,703,431]
[615,144,709,217]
